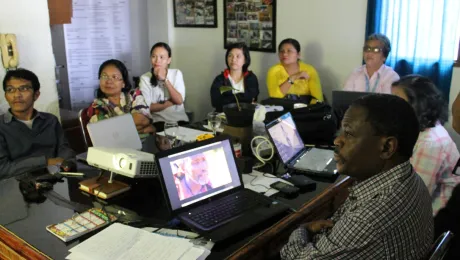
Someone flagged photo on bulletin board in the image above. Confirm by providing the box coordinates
[173,0,217,28]
[224,0,276,53]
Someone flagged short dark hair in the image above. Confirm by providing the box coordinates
[96,59,132,99]
[3,69,40,92]
[366,33,391,58]
[391,75,448,131]
[278,38,301,53]
[225,42,251,72]
[352,94,420,159]
[149,42,172,87]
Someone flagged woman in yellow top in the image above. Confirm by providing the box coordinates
[267,38,323,104]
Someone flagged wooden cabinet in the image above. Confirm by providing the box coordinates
[48,0,72,25]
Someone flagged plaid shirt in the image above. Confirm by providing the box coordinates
[281,161,434,260]
[411,123,460,215]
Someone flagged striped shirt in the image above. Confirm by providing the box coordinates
[411,123,460,215]
[281,161,433,260]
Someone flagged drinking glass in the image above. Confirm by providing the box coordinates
[164,122,179,147]
[207,112,222,136]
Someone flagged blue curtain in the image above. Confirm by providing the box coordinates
[366,0,460,102]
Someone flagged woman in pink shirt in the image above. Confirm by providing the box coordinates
[344,33,399,94]
[392,75,460,215]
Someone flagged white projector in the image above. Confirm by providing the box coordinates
[87,147,158,178]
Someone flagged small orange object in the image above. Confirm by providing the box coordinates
[196,133,214,141]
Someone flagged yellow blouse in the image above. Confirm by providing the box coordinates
[266,61,323,103]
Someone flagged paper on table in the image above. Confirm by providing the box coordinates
[67,223,202,260]
[158,126,211,142]
[242,170,293,197]
[202,124,224,133]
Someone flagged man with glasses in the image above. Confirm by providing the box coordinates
[0,69,75,180]
[343,33,400,94]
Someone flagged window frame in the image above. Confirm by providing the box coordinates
[456,37,460,67]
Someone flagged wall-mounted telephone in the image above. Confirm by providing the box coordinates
[0,34,19,70]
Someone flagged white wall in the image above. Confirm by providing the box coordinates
[168,0,369,121]
[0,0,59,117]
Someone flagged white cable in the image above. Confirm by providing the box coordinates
[250,136,275,169]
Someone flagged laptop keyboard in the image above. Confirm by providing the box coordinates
[187,190,269,228]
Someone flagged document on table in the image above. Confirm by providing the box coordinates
[66,223,209,260]
[242,170,293,197]
[158,126,211,142]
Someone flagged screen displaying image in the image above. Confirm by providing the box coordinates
[158,139,241,211]
[170,148,232,201]
[267,113,304,163]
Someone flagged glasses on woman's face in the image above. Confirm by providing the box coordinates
[100,74,123,82]
[5,85,33,94]
[363,46,383,53]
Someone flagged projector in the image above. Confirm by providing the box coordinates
[87,147,158,178]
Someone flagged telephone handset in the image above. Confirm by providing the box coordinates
[0,34,19,69]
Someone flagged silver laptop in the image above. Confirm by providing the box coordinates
[266,112,337,178]
[77,114,142,161]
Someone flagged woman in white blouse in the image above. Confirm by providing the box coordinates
[139,42,188,131]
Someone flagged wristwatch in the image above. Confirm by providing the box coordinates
[287,77,294,84]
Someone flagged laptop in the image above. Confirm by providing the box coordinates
[77,114,142,161]
[155,135,289,241]
[332,90,370,122]
[266,112,337,178]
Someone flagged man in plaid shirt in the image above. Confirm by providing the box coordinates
[281,94,434,260]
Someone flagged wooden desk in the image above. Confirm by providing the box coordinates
[0,170,351,260]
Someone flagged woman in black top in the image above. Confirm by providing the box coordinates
[210,42,259,112]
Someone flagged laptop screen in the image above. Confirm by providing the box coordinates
[266,112,305,164]
[158,139,241,211]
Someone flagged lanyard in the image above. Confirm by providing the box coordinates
[364,73,380,93]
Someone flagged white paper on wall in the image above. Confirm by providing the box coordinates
[64,0,132,112]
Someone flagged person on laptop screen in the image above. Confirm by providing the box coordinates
[86,59,155,139]
[0,69,75,180]
[343,33,399,94]
[281,94,433,259]
[173,153,213,200]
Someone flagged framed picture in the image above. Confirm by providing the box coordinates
[224,0,276,53]
[173,0,217,28]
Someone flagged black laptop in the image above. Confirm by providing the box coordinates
[266,112,338,178]
[155,135,289,241]
[332,90,370,122]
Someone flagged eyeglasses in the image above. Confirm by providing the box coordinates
[100,74,123,81]
[5,86,33,94]
[363,46,383,53]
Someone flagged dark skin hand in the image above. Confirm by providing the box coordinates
[301,219,334,234]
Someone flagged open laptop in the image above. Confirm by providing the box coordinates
[77,114,142,161]
[155,135,289,241]
[332,90,370,123]
[266,112,337,178]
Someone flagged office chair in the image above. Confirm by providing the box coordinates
[427,231,454,260]
[78,108,92,148]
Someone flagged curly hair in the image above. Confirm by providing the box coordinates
[391,75,448,131]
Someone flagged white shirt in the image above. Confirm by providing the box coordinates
[228,75,244,94]
[343,64,400,94]
[139,69,189,123]
[17,118,35,129]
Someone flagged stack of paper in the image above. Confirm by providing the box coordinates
[66,223,210,260]
[158,126,211,143]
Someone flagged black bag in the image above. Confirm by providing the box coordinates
[262,99,337,145]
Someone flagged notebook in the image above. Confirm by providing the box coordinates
[77,114,142,161]
[46,208,117,242]
[155,135,289,241]
[266,112,338,178]
[79,176,131,199]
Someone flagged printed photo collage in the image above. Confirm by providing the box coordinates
[174,0,216,27]
[225,0,275,51]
